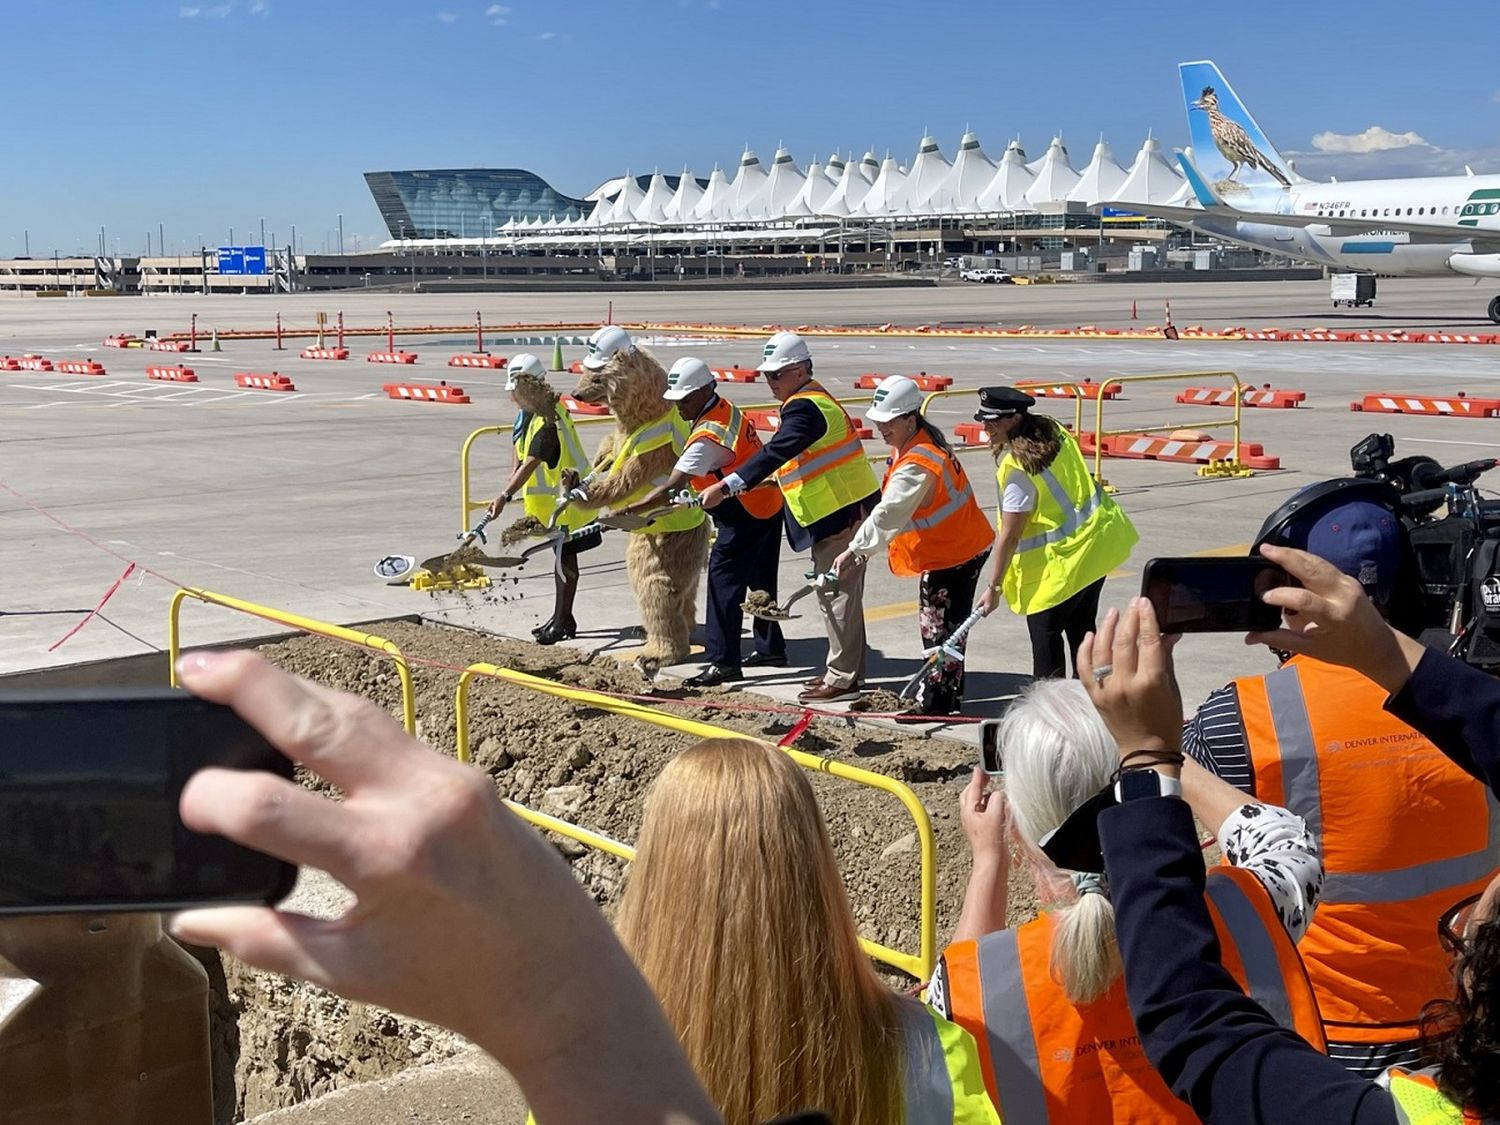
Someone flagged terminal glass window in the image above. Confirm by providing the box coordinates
[364,169,593,240]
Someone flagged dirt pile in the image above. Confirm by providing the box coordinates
[499,515,545,546]
[223,619,1041,1116]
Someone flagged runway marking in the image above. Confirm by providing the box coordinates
[1404,437,1500,450]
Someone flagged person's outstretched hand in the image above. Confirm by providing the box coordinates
[1246,544,1424,693]
[171,650,718,1125]
[1079,598,1184,761]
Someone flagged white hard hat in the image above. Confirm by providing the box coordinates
[663,357,715,401]
[504,352,547,390]
[865,375,924,423]
[755,330,812,374]
[582,324,636,370]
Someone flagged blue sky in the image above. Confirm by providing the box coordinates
[6,0,1498,255]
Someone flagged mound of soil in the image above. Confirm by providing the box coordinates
[222,620,1043,1117]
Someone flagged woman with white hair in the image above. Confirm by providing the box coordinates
[929,677,1327,1122]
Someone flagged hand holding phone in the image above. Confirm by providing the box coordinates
[1140,557,1292,634]
[0,688,296,916]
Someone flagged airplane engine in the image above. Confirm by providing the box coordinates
[1447,253,1500,278]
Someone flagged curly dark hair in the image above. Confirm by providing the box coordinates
[1420,918,1500,1116]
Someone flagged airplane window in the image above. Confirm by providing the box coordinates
[1361,209,1368,216]
[1407,208,1414,215]
[1384,208,1391,216]
[1419,207,1425,215]
[1443,206,1450,215]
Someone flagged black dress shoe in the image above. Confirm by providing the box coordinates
[685,664,744,688]
[534,618,576,646]
[531,616,555,638]
[742,651,788,668]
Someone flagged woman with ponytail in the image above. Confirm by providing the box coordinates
[929,679,1325,1122]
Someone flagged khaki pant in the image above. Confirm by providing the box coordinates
[811,523,867,689]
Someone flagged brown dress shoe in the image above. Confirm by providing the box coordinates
[804,675,825,688]
[798,682,862,704]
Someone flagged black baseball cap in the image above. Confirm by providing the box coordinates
[974,386,1036,421]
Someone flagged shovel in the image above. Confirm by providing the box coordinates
[596,490,701,532]
[418,511,501,574]
[897,607,987,702]
[744,552,866,622]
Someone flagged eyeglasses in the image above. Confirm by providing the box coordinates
[1438,892,1483,954]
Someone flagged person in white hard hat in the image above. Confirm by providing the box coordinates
[697,332,880,705]
[488,353,600,645]
[620,356,786,688]
[832,376,995,718]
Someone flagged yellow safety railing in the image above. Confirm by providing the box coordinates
[1085,370,1247,483]
[455,661,937,980]
[167,587,417,734]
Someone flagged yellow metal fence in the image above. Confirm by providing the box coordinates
[167,587,417,734]
[455,661,937,979]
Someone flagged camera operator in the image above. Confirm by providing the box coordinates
[1181,482,1500,1079]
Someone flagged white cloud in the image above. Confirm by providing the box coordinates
[537,30,556,39]
[1311,126,1430,154]
[178,5,200,15]
[249,0,268,13]
[436,9,457,21]
[486,3,510,21]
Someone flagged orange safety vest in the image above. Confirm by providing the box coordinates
[687,396,783,521]
[1237,656,1500,1045]
[936,867,1325,1123]
[883,436,994,577]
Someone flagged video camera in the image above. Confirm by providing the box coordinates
[1350,432,1500,669]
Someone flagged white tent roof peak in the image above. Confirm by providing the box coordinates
[901,133,953,213]
[856,150,881,183]
[633,170,674,224]
[824,152,846,185]
[1068,138,1128,204]
[601,172,647,224]
[1025,137,1081,206]
[786,157,834,217]
[819,155,874,216]
[976,140,1035,211]
[664,168,705,223]
[932,130,997,214]
[691,165,734,222]
[857,153,907,217]
[745,147,807,219]
[725,148,771,220]
[1114,134,1185,205]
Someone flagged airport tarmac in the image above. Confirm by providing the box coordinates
[5,278,1500,735]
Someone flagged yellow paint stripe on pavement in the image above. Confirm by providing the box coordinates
[864,543,1251,622]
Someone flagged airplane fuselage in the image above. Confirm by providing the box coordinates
[1207,174,1500,277]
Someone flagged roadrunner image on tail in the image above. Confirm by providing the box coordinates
[1181,60,1294,195]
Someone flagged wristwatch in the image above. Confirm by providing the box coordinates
[1114,769,1183,803]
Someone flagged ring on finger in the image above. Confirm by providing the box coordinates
[1092,664,1114,685]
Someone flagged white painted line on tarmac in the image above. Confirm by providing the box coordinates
[24,401,72,409]
[1404,437,1500,449]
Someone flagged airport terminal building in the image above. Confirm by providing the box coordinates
[363,169,592,240]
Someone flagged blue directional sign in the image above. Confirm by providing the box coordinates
[217,246,268,276]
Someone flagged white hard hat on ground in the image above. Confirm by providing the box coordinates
[504,352,547,390]
[582,325,636,370]
[865,375,924,422]
[755,330,812,374]
[663,357,716,401]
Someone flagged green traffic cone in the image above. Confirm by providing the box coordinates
[551,336,564,371]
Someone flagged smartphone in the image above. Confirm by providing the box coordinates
[0,687,297,916]
[1140,557,1291,634]
[979,719,1002,776]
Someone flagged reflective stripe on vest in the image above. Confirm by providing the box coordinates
[776,428,866,487]
[1203,871,1294,1031]
[903,447,978,532]
[1262,664,1500,904]
[606,413,705,534]
[519,405,592,529]
[897,997,955,1125]
[774,386,879,528]
[1014,465,1105,554]
[971,928,1050,1124]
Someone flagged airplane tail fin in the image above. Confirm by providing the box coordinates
[1178,60,1293,192]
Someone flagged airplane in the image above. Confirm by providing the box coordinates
[1105,60,1500,323]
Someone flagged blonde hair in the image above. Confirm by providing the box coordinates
[510,369,558,414]
[617,738,904,1125]
[1000,680,1122,1005]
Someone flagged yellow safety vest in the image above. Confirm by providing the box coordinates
[1389,1067,1484,1124]
[774,384,879,528]
[604,412,707,535]
[517,403,592,530]
[896,996,1001,1125]
[997,429,1137,614]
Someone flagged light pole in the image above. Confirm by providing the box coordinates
[337,213,344,255]
[260,217,265,250]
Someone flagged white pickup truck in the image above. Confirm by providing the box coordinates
[960,267,1014,284]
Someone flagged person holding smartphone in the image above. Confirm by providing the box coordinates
[1181,481,1500,1081]
[973,387,1137,679]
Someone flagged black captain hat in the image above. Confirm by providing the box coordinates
[974,386,1036,421]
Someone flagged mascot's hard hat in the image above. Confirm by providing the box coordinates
[583,325,636,371]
